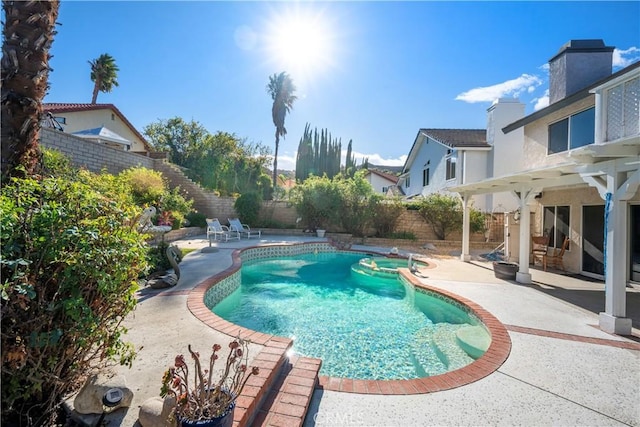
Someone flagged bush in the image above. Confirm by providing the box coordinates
[185,211,207,228]
[470,209,488,234]
[372,197,405,237]
[335,171,380,237]
[416,193,463,240]
[289,175,341,231]
[159,186,193,230]
[1,175,148,425]
[389,231,417,240]
[234,192,262,225]
[42,148,74,179]
[120,167,166,206]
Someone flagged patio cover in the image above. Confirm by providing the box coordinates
[72,126,132,149]
[448,142,639,335]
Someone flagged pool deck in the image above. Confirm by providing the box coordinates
[101,234,639,426]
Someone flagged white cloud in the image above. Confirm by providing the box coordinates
[269,153,297,171]
[455,74,543,103]
[532,89,549,111]
[273,151,407,172]
[613,47,640,68]
[348,151,407,167]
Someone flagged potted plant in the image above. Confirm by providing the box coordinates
[160,337,259,427]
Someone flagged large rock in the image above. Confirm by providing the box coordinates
[73,373,133,414]
[139,396,176,427]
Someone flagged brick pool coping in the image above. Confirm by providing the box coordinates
[186,242,512,406]
[316,270,512,394]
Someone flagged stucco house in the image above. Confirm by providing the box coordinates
[43,103,152,154]
[449,39,639,335]
[397,129,489,205]
[364,169,399,195]
[397,96,529,214]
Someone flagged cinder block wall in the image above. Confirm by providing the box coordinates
[258,203,487,242]
[40,128,155,173]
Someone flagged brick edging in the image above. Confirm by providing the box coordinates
[318,271,512,394]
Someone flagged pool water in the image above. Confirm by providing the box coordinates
[213,252,487,380]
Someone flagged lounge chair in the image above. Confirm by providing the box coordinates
[206,218,240,242]
[543,236,570,271]
[228,218,261,239]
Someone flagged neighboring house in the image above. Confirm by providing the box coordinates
[364,169,399,194]
[397,128,491,208]
[43,103,151,154]
[449,39,639,335]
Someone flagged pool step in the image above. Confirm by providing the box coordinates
[232,336,293,427]
[250,355,322,427]
[455,325,491,359]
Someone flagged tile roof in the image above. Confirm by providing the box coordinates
[420,129,488,148]
[366,168,399,183]
[43,103,150,150]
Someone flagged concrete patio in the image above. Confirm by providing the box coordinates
[96,234,639,426]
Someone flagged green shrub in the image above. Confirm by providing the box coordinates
[41,148,73,179]
[335,171,380,237]
[120,167,166,206]
[159,186,193,230]
[185,211,207,228]
[234,192,262,225]
[289,175,341,231]
[372,197,405,237]
[416,193,463,240]
[1,175,148,425]
[389,231,417,240]
[470,209,488,234]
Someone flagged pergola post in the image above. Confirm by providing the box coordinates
[511,188,540,284]
[583,167,638,335]
[460,194,471,262]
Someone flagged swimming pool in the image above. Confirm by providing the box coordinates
[211,249,490,380]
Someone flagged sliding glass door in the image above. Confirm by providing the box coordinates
[582,205,604,278]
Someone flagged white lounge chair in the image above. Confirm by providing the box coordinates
[228,218,261,239]
[206,218,239,242]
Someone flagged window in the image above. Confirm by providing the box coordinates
[445,149,456,180]
[423,168,429,186]
[382,186,388,193]
[111,113,115,121]
[548,107,595,154]
[404,176,410,188]
[543,205,570,249]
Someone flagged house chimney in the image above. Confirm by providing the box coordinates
[548,39,614,104]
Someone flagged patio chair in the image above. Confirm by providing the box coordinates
[228,218,261,239]
[206,218,239,242]
[543,236,570,271]
[531,235,549,268]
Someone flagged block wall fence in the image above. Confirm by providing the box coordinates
[40,128,491,243]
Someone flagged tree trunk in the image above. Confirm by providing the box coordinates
[1,0,60,179]
[272,131,279,190]
[91,79,100,104]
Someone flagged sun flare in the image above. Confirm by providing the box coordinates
[265,9,334,83]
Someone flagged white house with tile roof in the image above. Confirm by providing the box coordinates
[397,128,495,210]
[448,39,639,335]
[364,169,399,194]
[43,103,151,154]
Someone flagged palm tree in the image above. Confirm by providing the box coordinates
[266,71,297,190]
[89,53,119,104]
[1,0,60,179]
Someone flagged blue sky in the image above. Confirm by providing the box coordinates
[44,1,640,170]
